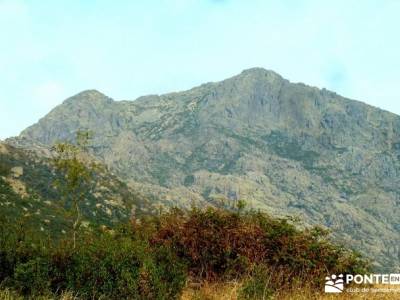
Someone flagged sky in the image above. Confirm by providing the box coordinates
[1,0,400,140]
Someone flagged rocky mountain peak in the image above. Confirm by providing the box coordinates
[64,89,112,105]
[239,67,284,80]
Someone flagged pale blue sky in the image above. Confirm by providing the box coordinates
[1,0,400,139]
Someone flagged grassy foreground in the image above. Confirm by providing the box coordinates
[181,283,398,300]
[1,284,397,299]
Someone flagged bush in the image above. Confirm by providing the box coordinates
[0,207,369,298]
[0,221,187,299]
[151,208,266,280]
[150,207,369,287]
[55,234,186,299]
[239,266,274,300]
[13,257,50,296]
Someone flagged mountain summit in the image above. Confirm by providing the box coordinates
[8,68,400,271]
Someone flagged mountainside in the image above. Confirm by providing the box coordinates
[0,142,154,234]
[7,68,400,271]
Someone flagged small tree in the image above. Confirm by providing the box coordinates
[237,199,247,213]
[52,130,96,249]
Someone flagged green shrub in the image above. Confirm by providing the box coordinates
[53,234,186,299]
[146,245,188,299]
[239,266,274,300]
[61,236,142,298]
[13,257,50,296]
[50,232,187,299]
[0,220,187,299]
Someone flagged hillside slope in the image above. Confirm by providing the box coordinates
[0,142,154,234]
[7,68,400,270]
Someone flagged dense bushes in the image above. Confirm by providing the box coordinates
[0,220,187,299]
[150,208,267,280]
[149,207,369,288]
[0,207,369,299]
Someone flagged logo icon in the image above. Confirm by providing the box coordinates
[325,274,344,293]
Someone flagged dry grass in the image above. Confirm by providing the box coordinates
[2,285,398,299]
[0,289,78,300]
[181,283,400,300]
[0,289,20,300]
[276,286,399,300]
[181,281,241,300]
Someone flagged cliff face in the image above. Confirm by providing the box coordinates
[8,68,400,271]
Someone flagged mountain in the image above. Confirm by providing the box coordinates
[7,68,400,271]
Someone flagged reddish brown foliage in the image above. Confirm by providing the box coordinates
[150,207,369,283]
[151,208,268,280]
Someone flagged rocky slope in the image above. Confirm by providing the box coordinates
[7,68,400,271]
[0,142,154,234]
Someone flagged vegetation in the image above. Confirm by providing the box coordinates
[52,130,98,248]
[0,142,151,235]
[150,207,368,283]
[0,205,369,299]
[0,133,370,299]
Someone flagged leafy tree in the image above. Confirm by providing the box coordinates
[51,130,97,249]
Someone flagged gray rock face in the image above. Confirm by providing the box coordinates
[8,68,400,271]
